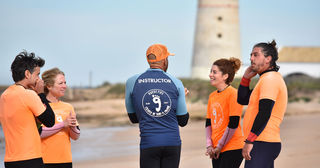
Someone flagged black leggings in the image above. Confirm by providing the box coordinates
[245,141,281,168]
[5,158,44,168]
[140,146,181,168]
[44,163,72,168]
[211,149,243,168]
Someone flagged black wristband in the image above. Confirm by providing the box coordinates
[245,139,254,144]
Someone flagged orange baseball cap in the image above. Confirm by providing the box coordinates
[146,44,175,62]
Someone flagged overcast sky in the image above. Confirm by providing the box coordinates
[1,0,319,87]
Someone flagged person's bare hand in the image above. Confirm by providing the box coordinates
[242,143,253,160]
[184,88,190,96]
[243,66,257,79]
[205,146,214,159]
[212,147,221,159]
[30,79,44,94]
[64,112,78,127]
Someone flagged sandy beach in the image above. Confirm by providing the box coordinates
[71,113,320,168]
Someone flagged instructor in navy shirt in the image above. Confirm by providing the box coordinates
[125,44,189,168]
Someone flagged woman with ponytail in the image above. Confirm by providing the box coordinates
[205,57,244,168]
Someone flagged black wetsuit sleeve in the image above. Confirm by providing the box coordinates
[205,118,211,127]
[250,99,275,136]
[228,116,240,129]
[37,93,55,127]
[237,84,253,105]
[38,126,42,134]
[128,113,139,123]
[177,112,189,127]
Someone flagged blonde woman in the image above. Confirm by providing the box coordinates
[39,68,80,168]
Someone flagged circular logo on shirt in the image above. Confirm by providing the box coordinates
[211,102,223,129]
[142,89,172,117]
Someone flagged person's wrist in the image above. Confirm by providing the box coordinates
[240,77,251,86]
[216,143,222,150]
[63,121,68,128]
[243,74,251,79]
[245,139,254,144]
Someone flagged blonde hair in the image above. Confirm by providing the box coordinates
[42,68,65,95]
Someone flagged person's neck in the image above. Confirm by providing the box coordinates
[216,83,229,93]
[258,66,274,76]
[150,65,165,71]
[46,93,59,103]
[15,80,28,89]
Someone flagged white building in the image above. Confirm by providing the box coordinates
[241,47,320,78]
[277,47,320,78]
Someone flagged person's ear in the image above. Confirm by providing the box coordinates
[25,70,31,79]
[266,55,272,64]
[47,85,52,91]
[223,73,228,82]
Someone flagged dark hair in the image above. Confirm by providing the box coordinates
[11,50,45,82]
[213,57,241,85]
[253,40,279,71]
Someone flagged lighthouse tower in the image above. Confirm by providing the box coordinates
[191,0,241,79]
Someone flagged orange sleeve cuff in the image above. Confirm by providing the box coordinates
[240,77,250,87]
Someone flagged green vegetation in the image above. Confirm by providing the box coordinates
[285,75,320,93]
[285,75,320,102]
[180,78,214,103]
[180,77,259,103]
[92,74,319,103]
[288,96,312,103]
[105,83,125,98]
[181,74,320,103]
[2,74,318,103]
[0,86,8,94]
[99,82,111,87]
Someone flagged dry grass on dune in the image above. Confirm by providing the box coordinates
[70,99,130,127]
[70,97,320,127]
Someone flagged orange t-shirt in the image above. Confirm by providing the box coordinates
[243,72,287,142]
[41,101,76,163]
[206,86,244,152]
[0,85,46,162]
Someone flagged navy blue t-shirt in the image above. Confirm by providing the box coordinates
[125,68,187,149]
